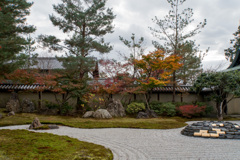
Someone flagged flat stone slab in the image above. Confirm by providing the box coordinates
[182,121,240,139]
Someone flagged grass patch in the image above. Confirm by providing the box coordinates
[0,112,187,129]
[1,108,240,129]
[0,129,113,160]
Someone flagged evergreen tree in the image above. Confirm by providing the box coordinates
[177,40,204,85]
[119,33,144,78]
[24,35,38,70]
[149,0,206,101]
[0,0,36,75]
[224,26,240,62]
[38,0,115,79]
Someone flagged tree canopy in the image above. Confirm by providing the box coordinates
[0,0,36,75]
[193,71,240,120]
[149,0,207,101]
[38,0,115,79]
[224,26,240,62]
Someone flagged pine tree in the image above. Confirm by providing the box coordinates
[224,26,240,62]
[149,0,206,101]
[38,0,115,79]
[0,0,36,75]
[119,33,144,78]
[177,40,204,85]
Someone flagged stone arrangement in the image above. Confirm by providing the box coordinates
[6,93,35,113]
[107,99,126,117]
[29,117,42,129]
[137,109,158,119]
[83,109,112,119]
[83,100,126,119]
[29,117,59,130]
[181,121,240,139]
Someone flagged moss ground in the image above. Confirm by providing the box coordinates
[0,129,113,160]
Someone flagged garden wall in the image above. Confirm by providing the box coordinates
[112,92,204,104]
[1,91,240,115]
[0,91,77,110]
[227,97,240,115]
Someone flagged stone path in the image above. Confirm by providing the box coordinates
[1,122,240,160]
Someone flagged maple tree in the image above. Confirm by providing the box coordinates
[91,59,136,104]
[6,68,88,114]
[134,49,182,109]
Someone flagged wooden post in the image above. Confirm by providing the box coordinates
[38,91,42,109]
[157,93,160,101]
[181,92,183,102]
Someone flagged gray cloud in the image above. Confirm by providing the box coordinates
[26,0,240,70]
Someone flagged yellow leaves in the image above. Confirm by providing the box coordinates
[134,49,182,90]
[140,77,169,87]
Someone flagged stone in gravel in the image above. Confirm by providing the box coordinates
[202,133,210,137]
[48,125,59,129]
[82,111,94,118]
[8,111,15,116]
[208,131,217,134]
[93,109,112,119]
[107,99,126,117]
[220,128,228,132]
[194,132,201,136]
[136,112,149,119]
[219,135,225,139]
[203,127,210,130]
[226,135,234,139]
[29,117,42,129]
[210,133,219,138]
[234,135,240,139]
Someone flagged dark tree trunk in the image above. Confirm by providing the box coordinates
[172,71,176,102]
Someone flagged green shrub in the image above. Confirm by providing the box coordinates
[195,102,213,116]
[150,102,176,116]
[173,102,190,107]
[60,102,73,115]
[45,101,73,115]
[126,102,145,114]
[45,101,59,109]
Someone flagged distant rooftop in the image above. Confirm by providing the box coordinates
[222,49,240,72]
[31,57,63,70]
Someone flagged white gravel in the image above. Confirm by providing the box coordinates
[1,122,240,160]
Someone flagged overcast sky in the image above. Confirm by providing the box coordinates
[26,0,240,71]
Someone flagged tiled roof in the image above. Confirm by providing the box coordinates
[0,84,211,93]
[153,86,193,92]
[0,84,46,90]
[0,83,194,92]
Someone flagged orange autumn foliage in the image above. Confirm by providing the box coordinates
[134,49,182,90]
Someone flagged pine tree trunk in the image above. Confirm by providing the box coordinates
[172,71,176,102]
